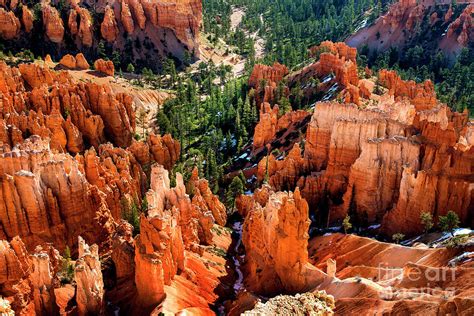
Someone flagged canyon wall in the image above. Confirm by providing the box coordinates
[249,42,473,236]
[0,58,230,314]
[239,186,326,296]
[0,0,202,69]
[347,0,474,56]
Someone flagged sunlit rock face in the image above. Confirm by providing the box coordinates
[0,0,202,68]
[247,41,473,237]
[240,187,326,296]
[346,0,474,56]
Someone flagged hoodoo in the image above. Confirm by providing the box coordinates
[0,0,473,314]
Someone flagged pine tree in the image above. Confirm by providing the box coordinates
[226,176,244,212]
[439,211,460,237]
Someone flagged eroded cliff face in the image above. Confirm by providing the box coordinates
[0,57,230,314]
[249,62,289,106]
[239,186,326,296]
[248,42,473,236]
[347,0,474,56]
[309,233,474,315]
[0,0,202,68]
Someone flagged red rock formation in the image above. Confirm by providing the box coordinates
[340,137,420,222]
[75,237,104,315]
[0,8,20,40]
[310,233,474,315]
[252,102,310,152]
[126,0,146,30]
[379,69,437,110]
[0,60,183,250]
[94,58,115,77]
[101,5,119,43]
[249,62,473,236]
[21,6,33,33]
[447,4,474,46]
[141,0,202,50]
[147,133,181,170]
[0,137,115,251]
[310,41,357,63]
[253,103,278,150]
[289,42,359,103]
[189,167,227,226]
[241,187,326,295]
[249,63,289,89]
[133,164,228,312]
[42,3,64,43]
[121,0,136,34]
[249,63,289,105]
[0,236,65,315]
[445,5,453,22]
[316,52,358,87]
[75,53,90,70]
[0,237,32,314]
[346,0,473,55]
[68,7,93,47]
[59,54,77,69]
[0,0,202,65]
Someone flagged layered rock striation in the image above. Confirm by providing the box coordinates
[347,0,474,56]
[247,42,473,236]
[0,0,202,68]
[240,186,326,296]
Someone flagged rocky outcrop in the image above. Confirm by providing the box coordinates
[140,0,202,51]
[253,103,278,150]
[295,41,358,88]
[68,7,93,47]
[101,6,119,43]
[310,233,474,315]
[0,137,116,251]
[75,237,104,315]
[310,41,357,63]
[378,69,437,110]
[0,61,133,149]
[287,42,363,105]
[249,63,289,105]
[446,4,474,46]
[94,59,115,77]
[21,6,33,33]
[248,50,473,236]
[42,3,64,43]
[0,60,183,251]
[243,292,335,315]
[75,53,90,70]
[241,187,326,295]
[59,54,77,69]
[120,0,135,34]
[347,0,474,55]
[133,164,227,312]
[0,236,62,315]
[0,0,202,67]
[252,102,310,152]
[249,63,289,89]
[188,167,227,226]
[0,8,20,40]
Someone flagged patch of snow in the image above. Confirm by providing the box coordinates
[247,175,257,183]
[448,252,474,267]
[322,74,333,84]
[322,83,339,101]
[238,152,249,159]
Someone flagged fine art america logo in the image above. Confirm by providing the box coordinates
[376,263,456,299]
